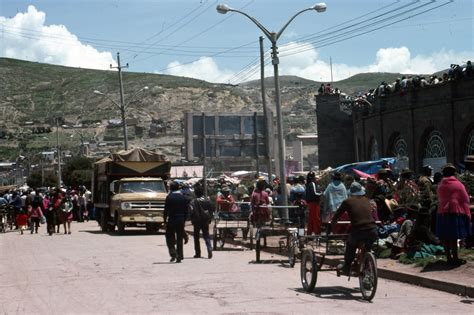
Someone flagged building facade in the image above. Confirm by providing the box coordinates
[317,77,474,173]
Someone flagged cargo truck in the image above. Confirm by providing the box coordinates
[93,148,171,234]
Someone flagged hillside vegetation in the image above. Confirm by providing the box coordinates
[0,57,408,162]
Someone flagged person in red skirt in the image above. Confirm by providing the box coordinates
[305,172,322,235]
[16,209,29,235]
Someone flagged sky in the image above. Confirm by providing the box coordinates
[0,0,473,83]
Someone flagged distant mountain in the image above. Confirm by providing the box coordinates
[0,57,416,162]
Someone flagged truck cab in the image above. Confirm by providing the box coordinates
[109,177,168,234]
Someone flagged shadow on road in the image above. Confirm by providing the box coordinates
[248,259,289,264]
[292,287,370,302]
[460,299,474,304]
[79,229,165,236]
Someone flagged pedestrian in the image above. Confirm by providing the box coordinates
[322,172,348,223]
[250,179,270,226]
[60,196,73,234]
[189,184,214,259]
[436,164,472,265]
[16,209,29,235]
[305,172,322,235]
[28,204,43,234]
[164,181,188,263]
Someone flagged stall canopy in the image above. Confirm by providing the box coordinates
[332,158,396,175]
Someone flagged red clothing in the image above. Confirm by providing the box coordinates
[28,206,43,218]
[437,176,471,219]
[251,190,270,224]
[16,214,29,226]
[307,202,321,235]
[216,194,238,212]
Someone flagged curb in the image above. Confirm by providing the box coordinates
[189,229,474,298]
[377,267,474,298]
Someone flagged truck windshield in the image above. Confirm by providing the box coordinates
[119,181,166,193]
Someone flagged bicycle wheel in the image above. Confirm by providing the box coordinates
[300,249,317,292]
[359,252,378,301]
[288,234,297,268]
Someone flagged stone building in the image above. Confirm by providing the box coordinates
[316,77,474,173]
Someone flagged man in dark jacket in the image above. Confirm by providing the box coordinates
[164,181,188,263]
[331,182,377,275]
[189,184,214,259]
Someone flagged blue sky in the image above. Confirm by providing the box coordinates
[1,0,472,83]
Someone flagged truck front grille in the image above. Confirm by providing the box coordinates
[129,201,164,211]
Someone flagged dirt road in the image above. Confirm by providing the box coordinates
[1,222,472,314]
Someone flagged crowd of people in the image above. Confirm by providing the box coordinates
[162,159,473,267]
[3,160,472,268]
[353,61,473,107]
[0,187,93,235]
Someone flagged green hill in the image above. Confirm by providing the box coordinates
[0,57,416,162]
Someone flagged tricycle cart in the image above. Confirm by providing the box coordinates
[299,222,378,301]
[213,202,253,250]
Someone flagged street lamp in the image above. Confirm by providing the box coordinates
[217,3,327,219]
[93,86,149,150]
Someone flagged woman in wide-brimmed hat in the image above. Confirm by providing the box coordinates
[436,163,472,265]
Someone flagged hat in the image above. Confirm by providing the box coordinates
[401,168,413,175]
[442,163,456,172]
[242,194,250,199]
[349,182,366,196]
[422,165,433,170]
[221,186,230,193]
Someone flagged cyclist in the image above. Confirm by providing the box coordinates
[331,181,378,275]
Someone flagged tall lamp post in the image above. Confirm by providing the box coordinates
[93,86,149,150]
[217,3,327,218]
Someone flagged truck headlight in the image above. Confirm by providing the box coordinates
[121,202,132,210]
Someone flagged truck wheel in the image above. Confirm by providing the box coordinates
[146,223,159,234]
[116,216,125,235]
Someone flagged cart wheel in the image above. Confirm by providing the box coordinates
[288,234,297,268]
[212,226,217,250]
[218,229,226,248]
[359,252,378,301]
[300,249,317,292]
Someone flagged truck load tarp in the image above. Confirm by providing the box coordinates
[95,148,167,164]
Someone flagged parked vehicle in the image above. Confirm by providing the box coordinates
[93,148,171,234]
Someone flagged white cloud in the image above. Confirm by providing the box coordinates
[0,5,116,70]
[165,57,235,83]
[164,41,472,83]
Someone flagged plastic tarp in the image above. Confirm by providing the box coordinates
[95,148,167,164]
[332,157,396,175]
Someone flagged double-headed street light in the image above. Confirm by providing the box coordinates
[217,3,327,219]
[93,86,149,150]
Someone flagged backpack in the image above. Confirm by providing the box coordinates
[192,198,212,224]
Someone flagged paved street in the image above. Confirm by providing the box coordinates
[1,222,473,314]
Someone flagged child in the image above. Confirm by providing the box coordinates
[293,192,307,230]
[16,209,29,235]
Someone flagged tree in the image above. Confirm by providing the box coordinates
[27,170,57,188]
[63,156,93,188]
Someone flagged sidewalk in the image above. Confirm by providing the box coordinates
[186,225,474,297]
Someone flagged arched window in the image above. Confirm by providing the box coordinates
[392,135,408,157]
[423,130,446,172]
[466,129,474,156]
[370,138,379,160]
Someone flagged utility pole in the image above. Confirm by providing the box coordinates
[330,56,333,83]
[56,118,62,188]
[110,52,129,150]
[260,36,273,183]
